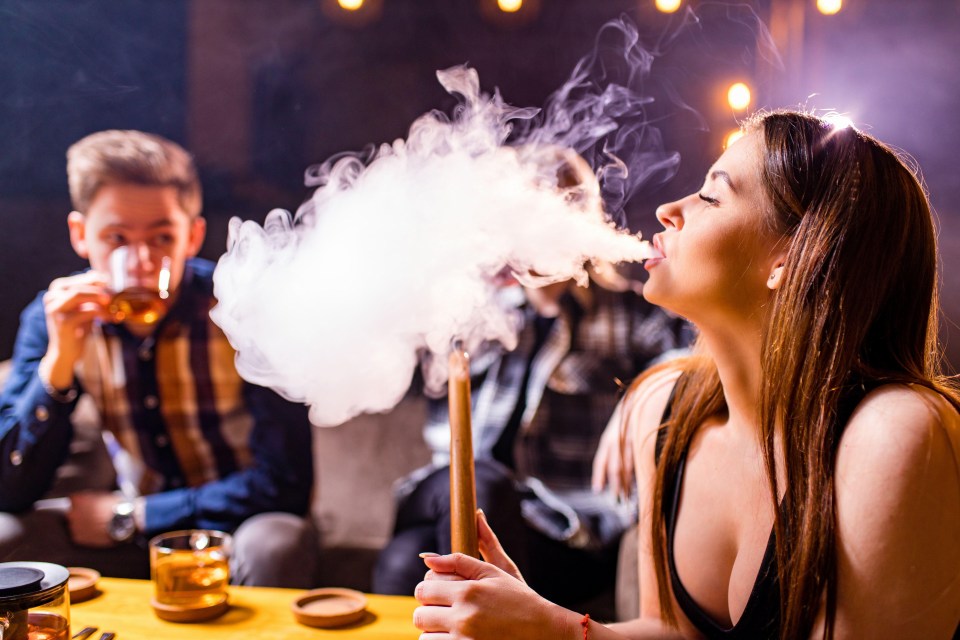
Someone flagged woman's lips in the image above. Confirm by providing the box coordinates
[652,234,666,258]
[644,234,666,270]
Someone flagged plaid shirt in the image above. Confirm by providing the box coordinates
[0,259,313,534]
[408,283,692,549]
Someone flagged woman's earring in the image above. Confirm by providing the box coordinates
[767,267,784,290]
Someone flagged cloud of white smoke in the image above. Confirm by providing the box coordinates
[211,19,676,426]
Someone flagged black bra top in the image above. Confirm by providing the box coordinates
[653,379,884,639]
[655,398,781,638]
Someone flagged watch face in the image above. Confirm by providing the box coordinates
[109,509,136,542]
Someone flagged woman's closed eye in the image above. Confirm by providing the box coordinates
[699,193,719,206]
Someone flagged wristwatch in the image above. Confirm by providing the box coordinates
[108,500,137,543]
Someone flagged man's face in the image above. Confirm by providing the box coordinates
[68,183,206,306]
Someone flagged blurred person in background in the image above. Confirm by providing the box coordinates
[0,130,318,587]
[375,150,693,614]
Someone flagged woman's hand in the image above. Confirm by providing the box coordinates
[413,511,578,639]
[475,510,524,582]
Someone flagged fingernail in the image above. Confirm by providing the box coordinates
[419,552,439,558]
[477,508,486,520]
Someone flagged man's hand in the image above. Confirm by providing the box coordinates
[40,272,112,390]
[67,491,122,548]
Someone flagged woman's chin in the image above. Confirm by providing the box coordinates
[641,286,670,312]
[641,280,685,317]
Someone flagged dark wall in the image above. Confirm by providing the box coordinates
[0,0,188,356]
[1,0,958,369]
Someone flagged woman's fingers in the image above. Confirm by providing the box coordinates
[423,569,465,582]
[422,551,494,581]
[476,510,524,582]
[415,578,462,606]
[419,514,524,584]
[413,605,455,634]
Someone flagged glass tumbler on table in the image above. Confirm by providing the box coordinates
[149,530,231,620]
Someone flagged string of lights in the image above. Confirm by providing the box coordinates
[323,0,849,151]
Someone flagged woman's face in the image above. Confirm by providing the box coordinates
[643,132,786,326]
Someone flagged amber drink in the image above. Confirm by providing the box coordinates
[109,287,167,325]
[107,247,171,325]
[150,530,231,610]
[24,612,69,640]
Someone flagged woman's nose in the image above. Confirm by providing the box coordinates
[655,198,684,230]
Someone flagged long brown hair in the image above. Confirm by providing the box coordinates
[646,110,960,639]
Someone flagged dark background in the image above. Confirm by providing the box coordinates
[1,0,957,369]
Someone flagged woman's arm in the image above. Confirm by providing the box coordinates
[598,367,696,639]
[623,367,705,637]
[411,367,696,640]
[822,384,960,639]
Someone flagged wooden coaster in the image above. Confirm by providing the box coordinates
[66,567,100,603]
[150,595,229,623]
[291,588,368,628]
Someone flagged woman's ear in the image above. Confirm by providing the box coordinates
[67,211,89,259]
[767,262,786,290]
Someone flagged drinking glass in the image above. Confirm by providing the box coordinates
[106,246,171,325]
[149,530,231,612]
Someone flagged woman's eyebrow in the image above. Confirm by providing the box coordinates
[710,169,737,193]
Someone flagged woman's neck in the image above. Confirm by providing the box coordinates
[699,318,765,433]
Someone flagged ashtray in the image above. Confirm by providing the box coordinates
[291,587,368,628]
[66,567,100,603]
[150,595,230,623]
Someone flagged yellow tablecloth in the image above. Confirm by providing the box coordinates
[71,577,419,639]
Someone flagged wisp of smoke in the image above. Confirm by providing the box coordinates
[211,18,678,426]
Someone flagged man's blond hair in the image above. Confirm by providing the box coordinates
[66,130,202,217]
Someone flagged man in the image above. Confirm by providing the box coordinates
[0,130,318,587]
[373,267,692,609]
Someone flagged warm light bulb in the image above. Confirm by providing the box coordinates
[498,0,523,12]
[338,0,364,10]
[724,129,746,149]
[816,0,842,15]
[654,0,682,13]
[727,82,752,111]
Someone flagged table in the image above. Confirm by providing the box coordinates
[71,577,420,639]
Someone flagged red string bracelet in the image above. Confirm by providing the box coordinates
[580,613,591,640]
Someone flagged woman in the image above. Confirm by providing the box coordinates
[412,110,960,639]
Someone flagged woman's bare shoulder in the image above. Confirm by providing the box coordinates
[831,384,960,637]
[840,383,960,469]
[836,383,960,525]
[624,365,684,460]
